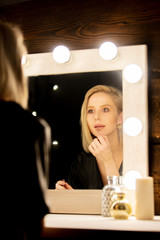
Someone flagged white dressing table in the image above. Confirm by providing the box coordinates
[44,214,160,232]
[42,190,160,238]
[42,214,160,238]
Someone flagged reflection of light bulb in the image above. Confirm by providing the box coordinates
[52,140,59,146]
[124,64,142,83]
[124,117,143,136]
[53,85,59,91]
[123,170,142,190]
[53,45,70,63]
[32,111,37,116]
[99,42,117,60]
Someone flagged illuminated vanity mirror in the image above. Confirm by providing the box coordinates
[24,44,148,189]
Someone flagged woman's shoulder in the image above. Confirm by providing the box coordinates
[0,100,33,121]
[69,150,103,189]
[0,101,50,138]
[76,150,96,166]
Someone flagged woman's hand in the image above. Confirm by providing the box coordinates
[88,135,113,163]
[88,135,119,184]
[55,180,73,190]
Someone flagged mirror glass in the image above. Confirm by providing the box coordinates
[28,71,122,188]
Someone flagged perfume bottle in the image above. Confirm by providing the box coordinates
[110,192,132,219]
[102,176,120,217]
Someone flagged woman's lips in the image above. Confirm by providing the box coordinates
[94,125,105,130]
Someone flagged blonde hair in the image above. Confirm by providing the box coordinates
[0,21,28,108]
[80,85,122,152]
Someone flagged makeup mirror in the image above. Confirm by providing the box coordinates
[24,44,148,189]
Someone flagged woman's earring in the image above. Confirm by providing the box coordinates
[117,124,122,130]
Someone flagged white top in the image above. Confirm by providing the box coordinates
[44,214,160,232]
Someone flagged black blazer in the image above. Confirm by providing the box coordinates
[68,150,123,189]
[0,101,51,239]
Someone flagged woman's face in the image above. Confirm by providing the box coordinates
[86,92,122,138]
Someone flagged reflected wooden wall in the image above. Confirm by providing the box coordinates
[0,0,160,214]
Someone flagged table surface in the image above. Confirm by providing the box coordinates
[44,214,160,232]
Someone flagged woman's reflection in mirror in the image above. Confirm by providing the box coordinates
[56,85,123,189]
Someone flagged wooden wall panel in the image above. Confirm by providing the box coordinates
[0,0,160,71]
[0,0,160,214]
[150,77,160,141]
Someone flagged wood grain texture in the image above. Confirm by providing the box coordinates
[149,77,160,141]
[0,0,160,214]
[0,0,160,71]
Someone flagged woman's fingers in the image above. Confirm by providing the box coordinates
[89,140,99,155]
[65,182,73,189]
[55,180,66,189]
[55,180,73,190]
[88,135,109,156]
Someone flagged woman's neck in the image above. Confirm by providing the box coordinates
[108,130,122,151]
[107,131,123,169]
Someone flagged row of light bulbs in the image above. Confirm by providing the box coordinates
[22,41,143,84]
[52,41,118,63]
[52,42,142,83]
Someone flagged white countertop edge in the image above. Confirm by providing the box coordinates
[44,214,160,232]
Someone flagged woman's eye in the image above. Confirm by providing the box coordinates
[103,108,109,112]
[88,109,94,114]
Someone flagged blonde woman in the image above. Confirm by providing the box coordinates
[0,21,51,239]
[56,85,123,189]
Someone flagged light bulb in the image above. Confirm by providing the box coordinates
[99,41,117,60]
[124,64,142,83]
[123,170,142,190]
[123,117,143,136]
[52,45,70,63]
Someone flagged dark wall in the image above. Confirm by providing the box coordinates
[0,0,160,214]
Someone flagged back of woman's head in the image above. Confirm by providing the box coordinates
[0,21,28,108]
